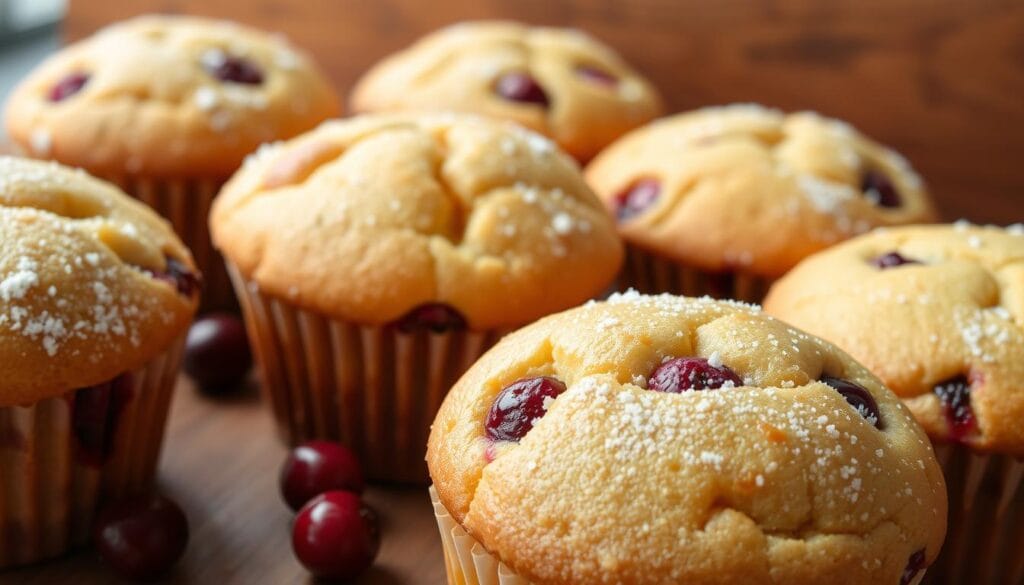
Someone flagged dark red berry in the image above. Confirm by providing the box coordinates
[577,65,618,86]
[614,178,661,221]
[934,375,975,441]
[394,303,467,334]
[93,494,188,581]
[145,256,201,298]
[900,548,926,585]
[872,251,921,269]
[292,491,380,581]
[203,50,264,85]
[861,170,901,208]
[486,377,566,442]
[184,313,252,394]
[280,440,365,512]
[494,72,549,106]
[820,376,883,429]
[48,72,89,102]
[72,373,133,466]
[648,357,742,393]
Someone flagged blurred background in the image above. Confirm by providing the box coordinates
[0,0,1020,223]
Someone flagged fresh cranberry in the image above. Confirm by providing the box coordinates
[280,440,365,512]
[394,303,466,334]
[292,491,380,581]
[648,357,742,393]
[900,549,926,585]
[494,72,549,106]
[577,65,618,86]
[861,170,901,208]
[820,376,883,429]
[934,375,975,441]
[614,178,661,221]
[871,251,921,269]
[184,313,252,394]
[203,50,264,85]
[93,494,189,581]
[72,374,133,466]
[486,377,566,442]
[48,72,89,102]
[145,256,201,298]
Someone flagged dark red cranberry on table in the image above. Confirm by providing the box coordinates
[900,548,926,585]
[871,251,921,269]
[860,169,901,208]
[614,178,661,221]
[72,374,134,466]
[184,313,252,394]
[48,71,89,102]
[292,491,380,581]
[203,50,264,85]
[934,375,975,441]
[486,376,567,442]
[648,357,743,393]
[494,71,550,106]
[576,65,618,86]
[93,494,188,581]
[280,440,365,512]
[820,375,883,429]
[395,303,467,334]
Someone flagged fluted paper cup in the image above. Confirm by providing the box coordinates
[618,243,773,303]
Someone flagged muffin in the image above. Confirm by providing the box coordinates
[428,292,946,584]
[585,104,939,302]
[4,15,340,310]
[0,156,198,567]
[350,21,664,162]
[763,223,1024,584]
[210,113,623,482]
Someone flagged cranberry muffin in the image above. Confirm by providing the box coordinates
[585,104,939,301]
[764,223,1024,584]
[428,292,946,584]
[210,113,623,482]
[5,14,339,310]
[350,21,664,162]
[0,157,198,567]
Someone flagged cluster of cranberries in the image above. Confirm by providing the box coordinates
[280,440,379,581]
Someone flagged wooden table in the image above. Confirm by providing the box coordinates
[4,377,447,584]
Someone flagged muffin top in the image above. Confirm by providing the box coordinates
[4,15,339,178]
[764,223,1024,455]
[349,21,664,162]
[585,104,938,278]
[210,113,622,330]
[428,293,945,585]
[0,157,199,407]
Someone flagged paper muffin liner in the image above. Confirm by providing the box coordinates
[617,243,773,303]
[228,264,506,483]
[103,174,234,312]
[0,334,185,568]
[923,444,1024,584]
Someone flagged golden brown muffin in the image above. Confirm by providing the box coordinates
[4,14,339,179]
[211,112,623,330]
[0,156,198,407]
[428,293,946,585]
[350,21,664,162]
[585,104,938,298]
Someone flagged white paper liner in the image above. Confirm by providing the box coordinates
[618,243,773,302]
[0,334,185,567]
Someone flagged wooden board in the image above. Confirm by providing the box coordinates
[3,376,447,584]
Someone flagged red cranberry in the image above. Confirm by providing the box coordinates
[934,375,975,441]
[184,313,252,394]
[614,178,661,221]
[648,357,742,393]
[394,303,467,334]
[577,65,618,86]
[48,72,89,102]
[280,440,365,512]
[292,491,380,581]
[203,50,264,85]
[145,256,201,298]
[872,251,921,269]
[861,170,901,208]
[494,72,549,106]
[486,377,566,442]
[900,548,926,585]
[72,374,133,466]
[93,494,188,581]
[820,376,883,429]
